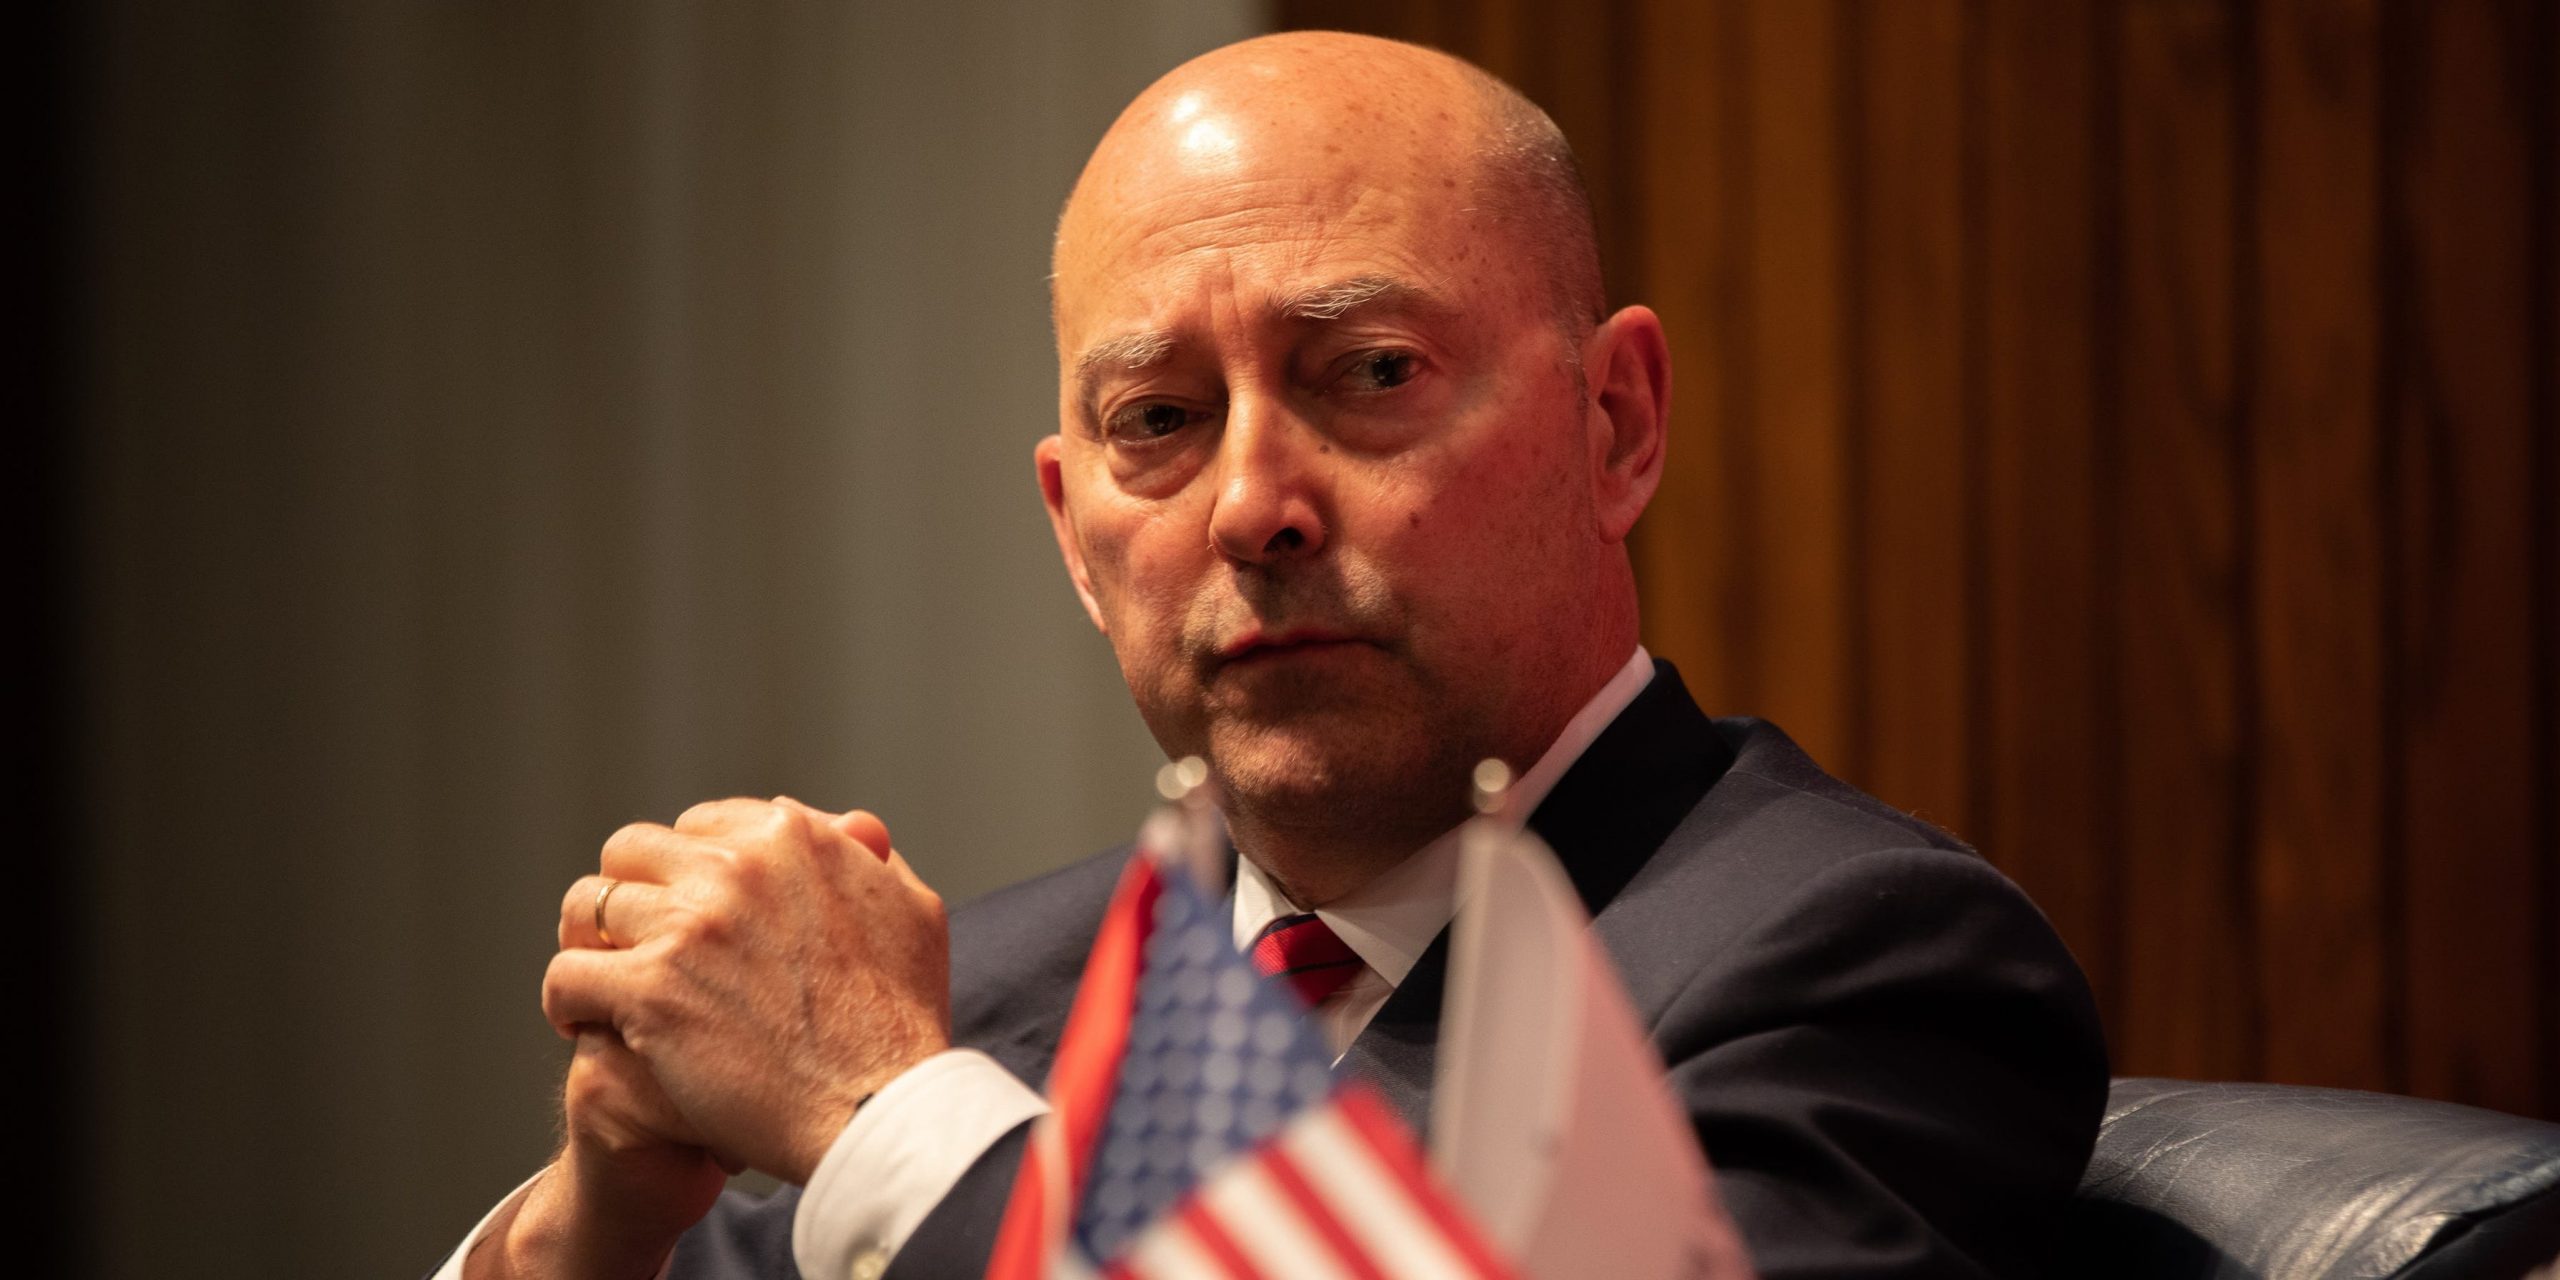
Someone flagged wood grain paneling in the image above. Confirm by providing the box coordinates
[1631,0,1859,768]
[1852,0,1973,835]
[1978,0,2109,1009]
[2113,0,2255,1084]
[2252,0,2389,1092]
[2541,0,2559,1123]
[1281,0,2559,1115]
[2388,0,2544,1117]
[1737,0,1856,768]
[1630,0,1748,718]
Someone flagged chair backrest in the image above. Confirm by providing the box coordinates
[2068,1078,2560,1280]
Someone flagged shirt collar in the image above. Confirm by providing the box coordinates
[1230,645,1656,986]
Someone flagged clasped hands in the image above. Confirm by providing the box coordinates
[475,797,951,1280]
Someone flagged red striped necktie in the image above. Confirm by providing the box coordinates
[1246,912,1366,1010]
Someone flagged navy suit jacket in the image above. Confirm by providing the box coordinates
[668,661,2109,1279]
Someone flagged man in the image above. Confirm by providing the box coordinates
[440,31,2106,1280]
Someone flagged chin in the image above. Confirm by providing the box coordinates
[1206,714,1469,829]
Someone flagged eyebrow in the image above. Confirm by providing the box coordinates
[1276,274,1445,323]
[1072,329,1179,392]
[1068,275,1454,410]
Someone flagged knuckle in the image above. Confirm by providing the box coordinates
[601,822,657,861]
[667,897,733,949]
[756,805,802,846]
[716,844,768,891]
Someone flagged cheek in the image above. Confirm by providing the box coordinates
[1078,499,1207,658]
[1376,404,1591,619]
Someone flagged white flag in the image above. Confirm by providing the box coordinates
[1431,818,1758,1280]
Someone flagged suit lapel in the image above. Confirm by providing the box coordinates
[1336,660,1736,1134]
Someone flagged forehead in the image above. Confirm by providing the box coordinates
[1053,94,1517,353]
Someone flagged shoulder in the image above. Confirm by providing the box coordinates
[1606,718,2108,1277]
[1602,716,2087,1030]
[1707,715,1973,860]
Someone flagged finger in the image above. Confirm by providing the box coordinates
[598,823,733,883]
[672,796,781,837]
[769,795,893,863]
[542,946,647,1039]
[559,875,679,951]
[568,1028,715,1151]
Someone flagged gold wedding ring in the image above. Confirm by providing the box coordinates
[593,877,623,948]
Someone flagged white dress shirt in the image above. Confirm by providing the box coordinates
[436,647,1655,1280]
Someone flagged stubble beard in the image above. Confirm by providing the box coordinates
[1122,565,1491,881]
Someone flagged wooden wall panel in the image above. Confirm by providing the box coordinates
[1978,0,2108,1005]
[1734,0,1857,768]
[1630,0,1744,718]
[1851,0,1972,835]
[1630,0,1858,768]
[2542,0,2559,1122]
[2112,0,2255,1084]
[1280,0,2559,1115]
[2252,0,2389,1092]
[2388,0,2545,1117]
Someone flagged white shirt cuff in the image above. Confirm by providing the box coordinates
[792,1047,1051,1280]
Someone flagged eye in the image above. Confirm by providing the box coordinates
[1344,350,1421,392]
[1102,401,1206,443]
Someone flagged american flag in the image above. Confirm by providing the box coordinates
[986,803,1515,1280]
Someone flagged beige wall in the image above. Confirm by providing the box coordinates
[73,3,1266,1275]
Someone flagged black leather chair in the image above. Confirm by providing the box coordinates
[2070,1078,2560,1279]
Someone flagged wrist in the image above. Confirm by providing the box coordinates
[781,1044,944,1185]
[497,1158,686,1280]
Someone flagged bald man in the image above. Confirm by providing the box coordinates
[439,33,2105,1280]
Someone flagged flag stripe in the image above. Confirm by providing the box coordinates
[1199,1158,1360,1280]
[1169,1200,1268,1280]
[1333,1088,1516,1278]
[1260,1143,1395,1280]
[988,854,1165,1280]
[1110,1216,1222,1280]
[1050,861,1165,1196]
[1284,1105,1491,1280]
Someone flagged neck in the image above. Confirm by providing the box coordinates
[1225,799,1460,908]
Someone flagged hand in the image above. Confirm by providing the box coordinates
[542,798,953,1183]
[467,1030,730,1280]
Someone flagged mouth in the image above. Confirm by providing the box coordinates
[1215,628,1371,666]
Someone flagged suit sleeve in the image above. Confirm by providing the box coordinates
[1659,846,2109,1280]
[877,1122,1034,1280]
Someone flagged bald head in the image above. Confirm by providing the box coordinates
[1055,33,1604,334]
[1032,32,1672,892]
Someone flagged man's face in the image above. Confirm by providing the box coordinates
[1040,87,1609,833]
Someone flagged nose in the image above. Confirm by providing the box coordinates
[1207,390,1328,566]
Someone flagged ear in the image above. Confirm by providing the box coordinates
[1035,434,1110,634]
[1581,304,1671,543]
